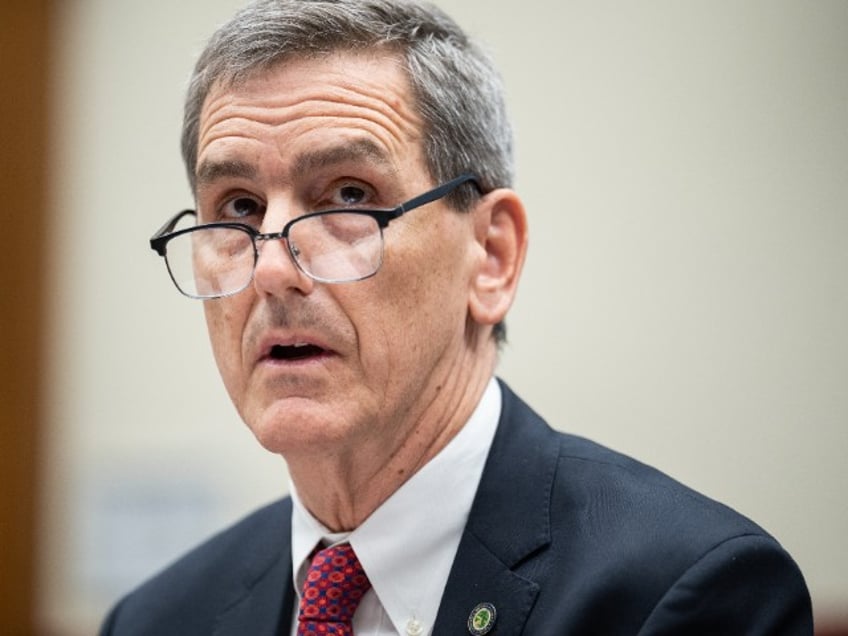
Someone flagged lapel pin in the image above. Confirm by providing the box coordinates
[467,602,497,635]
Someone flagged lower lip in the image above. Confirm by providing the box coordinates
[259,350,336,369]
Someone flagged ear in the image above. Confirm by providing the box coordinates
[467,188,528,329]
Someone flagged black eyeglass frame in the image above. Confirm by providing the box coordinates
[150,173,483,296]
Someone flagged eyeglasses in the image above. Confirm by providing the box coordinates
[150,173,481,299]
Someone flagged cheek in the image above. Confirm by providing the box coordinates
[377,228,472,343]
[203,299,247,389]
[412,221,475,305]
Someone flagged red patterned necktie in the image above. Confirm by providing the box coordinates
[297,544,372,636]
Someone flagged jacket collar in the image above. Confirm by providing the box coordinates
[433,379,559,635]
[212,498,295,636]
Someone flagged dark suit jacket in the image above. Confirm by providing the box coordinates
[101,380,812,635]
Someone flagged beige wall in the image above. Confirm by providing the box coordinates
[41,1,847,633]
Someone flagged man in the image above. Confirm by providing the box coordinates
[101,0,813,634]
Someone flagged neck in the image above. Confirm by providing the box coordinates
[287,341,497,531]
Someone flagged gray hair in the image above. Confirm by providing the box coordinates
[181,0,512,341]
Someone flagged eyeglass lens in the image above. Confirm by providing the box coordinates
[164,212,384,298]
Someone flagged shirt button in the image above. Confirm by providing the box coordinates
[406,618,424,636]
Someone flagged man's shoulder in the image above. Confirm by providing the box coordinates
[139,496,292,586]
[537,429,810,632]
[490,382,811,632]
[100,497,292,635]
[497,379,766,540]
[553,430,766,540]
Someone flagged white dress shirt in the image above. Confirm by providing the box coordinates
[289,377,502,636]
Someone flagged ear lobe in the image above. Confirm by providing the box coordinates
[468,188,528,329]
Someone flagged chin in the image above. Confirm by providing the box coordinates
[246,399,353,456]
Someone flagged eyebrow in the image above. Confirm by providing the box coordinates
[195,158,256,187]
[194,138,396,188]
[292,139,395,178]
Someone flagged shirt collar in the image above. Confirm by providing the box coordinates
[291,377,501,635]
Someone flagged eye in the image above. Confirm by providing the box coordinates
[332,184,370,207]
[222,196,265,220]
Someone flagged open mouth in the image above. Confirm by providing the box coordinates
[268,343,326,362]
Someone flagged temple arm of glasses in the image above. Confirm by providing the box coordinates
[150,209,197,255]
[397,173,482,213]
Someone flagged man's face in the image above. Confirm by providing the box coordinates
[194,51,486,459]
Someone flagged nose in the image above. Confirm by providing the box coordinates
[252,234,314,297]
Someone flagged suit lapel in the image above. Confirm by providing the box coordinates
[432,533,541,635]
[434,380,559,635]
[213,499,296,636]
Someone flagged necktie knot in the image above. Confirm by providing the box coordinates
[297,544,371,635]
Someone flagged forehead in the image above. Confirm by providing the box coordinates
[195,50,425,182]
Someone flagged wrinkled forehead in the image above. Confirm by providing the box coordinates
[205,44,415,112]
[202,48,425,147]
[194,48,429,185]
[184,43,437,193]
[203,47,422,127]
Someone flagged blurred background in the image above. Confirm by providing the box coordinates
[2,1,846,634]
